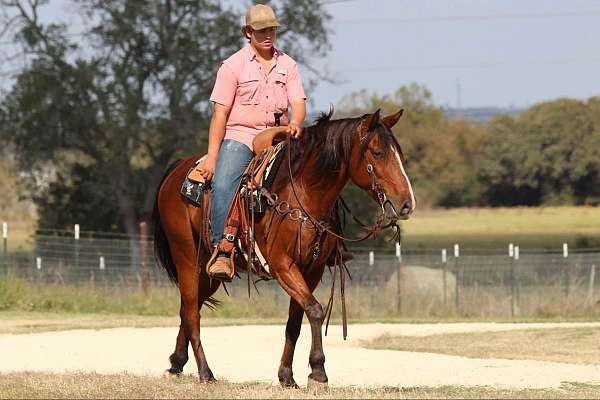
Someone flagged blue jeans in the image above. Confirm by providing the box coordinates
[210,139,254,247]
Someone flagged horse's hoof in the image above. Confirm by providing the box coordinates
[198,372,216,383]
[307,377,329,392]
[164,368,182,378]
[279,378,299,389]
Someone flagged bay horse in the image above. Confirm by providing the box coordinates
[152,109,415,387]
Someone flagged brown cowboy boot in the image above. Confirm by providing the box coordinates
[207,247,235,282]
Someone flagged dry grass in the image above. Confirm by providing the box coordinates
[364,327,600,365]
[0,372,599,399]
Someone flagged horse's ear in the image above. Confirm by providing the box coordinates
[382,109,404,129]
[363,109,381,131]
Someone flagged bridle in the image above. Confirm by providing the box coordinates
[282,118,401,244]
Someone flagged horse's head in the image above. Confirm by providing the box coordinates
[348,109,415,220]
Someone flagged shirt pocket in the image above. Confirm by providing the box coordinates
[237,77,261,105]
[274,73,288,110]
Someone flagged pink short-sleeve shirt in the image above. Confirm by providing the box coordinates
[210,44,306,150]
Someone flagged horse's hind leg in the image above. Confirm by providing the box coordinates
[168,239,216,380]
[167,276,220,376]
[167,306,189,375]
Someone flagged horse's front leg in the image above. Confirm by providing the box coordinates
[278,298,303,387]
[274,261,328,388]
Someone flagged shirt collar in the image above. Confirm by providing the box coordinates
[246,44,281,61]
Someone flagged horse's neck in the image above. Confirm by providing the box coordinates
[290,160,348,221]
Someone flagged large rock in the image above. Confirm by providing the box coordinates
[386,265,456,301]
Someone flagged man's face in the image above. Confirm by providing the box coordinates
[248,27,277,51]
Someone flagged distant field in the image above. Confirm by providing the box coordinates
[399,206,600,249]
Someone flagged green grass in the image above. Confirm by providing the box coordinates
[1,373,599,399]
[2,275,600,326]
[399,206,600,249]
[363,327,600,365]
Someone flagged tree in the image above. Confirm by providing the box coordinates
[478,98,600,206]
[0,0,331,234]
[337,84,486,210]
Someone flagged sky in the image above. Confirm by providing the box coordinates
[2,0,600,114]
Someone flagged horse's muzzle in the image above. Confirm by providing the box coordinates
[385,199,412,220]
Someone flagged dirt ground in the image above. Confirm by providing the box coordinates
[1,322,600,389]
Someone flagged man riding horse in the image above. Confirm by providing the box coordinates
[203,4,306,281]
[152,3,416,386]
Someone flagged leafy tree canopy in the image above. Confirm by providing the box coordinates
[0,0,331,234]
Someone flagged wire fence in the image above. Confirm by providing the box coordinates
[2,227,600,318]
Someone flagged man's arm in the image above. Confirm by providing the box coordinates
[202,102,231,181]
[288,99,306,138]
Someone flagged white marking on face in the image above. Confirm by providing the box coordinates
[392,146,416,211]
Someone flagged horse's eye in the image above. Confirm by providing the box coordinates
[372,149,385,159]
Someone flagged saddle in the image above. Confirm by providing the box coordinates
[183,126,289,197]
[180,127,289,277]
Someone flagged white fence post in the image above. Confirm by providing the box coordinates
[454,244,460,311]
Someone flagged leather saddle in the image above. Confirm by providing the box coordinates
[186,126,289,187]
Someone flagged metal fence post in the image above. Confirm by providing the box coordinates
[2,222,7,277]
[454,244,460,312]
[36,256,42,283]
[563,243,570,300]
[512,245,521,317]
[74,224,80,270]
[140,222,149,294]
[586,264,596,306]
[442,248,447,306]
[396,243,402,315]
[99,255,106,287]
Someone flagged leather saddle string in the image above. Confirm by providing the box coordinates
[295,219,302,265]
[340,247,348,340]
[324,262,337,336]
[244,182,252,297]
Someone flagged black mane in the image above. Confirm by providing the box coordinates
[288,109,403,182]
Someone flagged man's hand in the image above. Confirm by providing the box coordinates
[201,154,217,181]
[288,99,306,139]
[287,121,303,139]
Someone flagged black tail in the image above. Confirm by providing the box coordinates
[152,159,183,284]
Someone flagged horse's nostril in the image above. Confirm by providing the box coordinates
[400,201,412,216]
